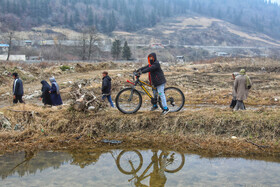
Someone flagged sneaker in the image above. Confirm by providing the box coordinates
[150,106,158,111]
[161,108,170,115]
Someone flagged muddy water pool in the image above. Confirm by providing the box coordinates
[0,149,280,187]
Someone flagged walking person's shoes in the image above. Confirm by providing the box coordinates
[161,108,170,115]
[150,106,158,111]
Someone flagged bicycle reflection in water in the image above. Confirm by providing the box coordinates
[111,150,185,187]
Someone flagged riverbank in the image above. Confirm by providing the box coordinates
[1,104,279,158]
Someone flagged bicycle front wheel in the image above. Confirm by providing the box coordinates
[116,88,142,114]
[159,151,185,173]
[116,150,143,175]
[159,87,185,112]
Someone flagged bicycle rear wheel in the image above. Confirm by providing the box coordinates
[116,88,142,114]
[159,87,185,112]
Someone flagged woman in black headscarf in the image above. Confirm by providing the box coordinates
[40,80,52,105]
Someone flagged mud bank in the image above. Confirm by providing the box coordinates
[0,104,280,157]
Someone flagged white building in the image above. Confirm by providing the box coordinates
[0,55,26,61]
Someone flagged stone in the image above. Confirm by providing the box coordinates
[231,136,237,139]
[23,90,42,99]
[2,70,10,76]
[88,106,95,111]
[0,113,12,130]
[14,124,21,130]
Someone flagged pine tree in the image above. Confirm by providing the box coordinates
[96,0,100,6]
[122,41,132,60]
[69,15,74,28]
[103,0,109,9]
[88,9,94,25]
[64,12,68,24]
[0,0,5,13]
[74,9,80,23]
[111,39,122,59]
[100,18,108,33]
[108,11,117,32]
[112,0,118,10]
[6,0,10,13]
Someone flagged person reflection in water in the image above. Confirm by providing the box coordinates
[149,151,167,187]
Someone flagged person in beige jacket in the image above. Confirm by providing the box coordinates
[230,72,240,109]
[234,69,252,110]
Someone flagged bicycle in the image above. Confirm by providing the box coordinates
[115,71,185,114]
[115,150,185,186]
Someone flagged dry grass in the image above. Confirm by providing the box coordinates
[0,104,280,156]
[0,58,279,156]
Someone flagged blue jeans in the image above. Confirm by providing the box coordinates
[153,84,168,109]
[102,95,114,107]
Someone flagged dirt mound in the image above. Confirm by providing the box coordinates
[75,62,118,73]
[0,75,10,86]
[213,64,280,73]
[199,58,280,73]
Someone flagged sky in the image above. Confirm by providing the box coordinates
[269,0,280,4]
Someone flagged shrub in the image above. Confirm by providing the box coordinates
[60,65,71,71]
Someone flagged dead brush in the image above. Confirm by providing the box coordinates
[68,79,107,112]
[1,104,280,156]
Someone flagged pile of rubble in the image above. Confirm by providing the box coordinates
[69,79,107,112]
[0,112,11,130]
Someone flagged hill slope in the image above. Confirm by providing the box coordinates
[113,16,280,47]
[1,0,280,40]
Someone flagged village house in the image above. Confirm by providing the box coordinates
[0,44,9,53]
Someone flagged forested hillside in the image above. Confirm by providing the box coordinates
[0,0,280,39]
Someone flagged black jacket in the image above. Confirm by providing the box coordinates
[102,75,112,94]
[139,53,166,87]
[41,80,52,105]
[13,78,24,96]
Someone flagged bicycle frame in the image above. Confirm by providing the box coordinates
[128,161,154,185]
[127,74,156,99]
[127,151,161,186]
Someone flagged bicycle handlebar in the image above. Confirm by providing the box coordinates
[132,71,141,82]
[133,71,140,77]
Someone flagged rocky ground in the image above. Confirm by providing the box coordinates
[0,58,279,156]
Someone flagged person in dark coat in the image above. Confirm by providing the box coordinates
[137,53,169,115]
[49,77,63,106]
[102,71,114,107]
[12,73,25,104]
[40,80,52,106]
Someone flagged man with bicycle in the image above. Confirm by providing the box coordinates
[137,53,170,115]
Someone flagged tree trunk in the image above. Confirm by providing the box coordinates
[82,38,86,61]
[88,35,93,61]
[6,32,13,61]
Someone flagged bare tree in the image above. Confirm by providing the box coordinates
[88,27,99,61]
[80,26,100,61]
[81,31,87,61]
[6,32,13,61]
[54,35,67,61]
